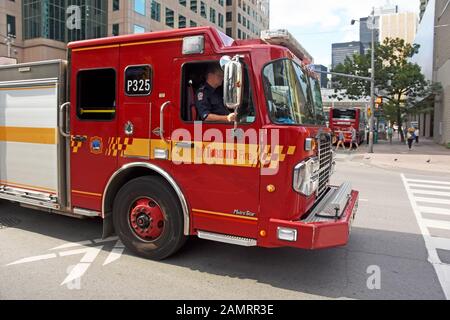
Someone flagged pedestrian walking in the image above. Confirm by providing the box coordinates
[407,128,416,150]
[336,131,347,151]
[387,126,393,144]
[415,127,420,144]
[351,127,359,150]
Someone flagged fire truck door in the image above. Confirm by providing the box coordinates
[70,50,120,212]
[171,58,261,235]
[116,50,153,163]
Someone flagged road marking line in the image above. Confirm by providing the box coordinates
[93,236,119,244]
[103,241,125,266]
[410,184,450,191]
[412,190,450,197]
[6,253,57,266]
[406,179,450,186]
[60,246,103,285]
[419,206,450,216]
[50,240,93,250]
[6,237,125,286]
[415,197,450,205]
[401,174,450,299]
[430,237,450,251]
[423,219,450,230]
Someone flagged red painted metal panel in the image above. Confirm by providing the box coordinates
[69,47,120,211]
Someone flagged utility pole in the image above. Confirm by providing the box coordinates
[368,7,376,154]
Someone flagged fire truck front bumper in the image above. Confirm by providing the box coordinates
[265,183,359,250]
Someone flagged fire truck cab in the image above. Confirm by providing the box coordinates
[0,27,358,260]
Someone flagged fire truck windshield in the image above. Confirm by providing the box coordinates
[263,59,316,125]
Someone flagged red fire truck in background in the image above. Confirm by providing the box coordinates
[329,108,366,145]
[0,27,358,260]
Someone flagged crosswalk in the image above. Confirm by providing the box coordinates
[401,174,450,299]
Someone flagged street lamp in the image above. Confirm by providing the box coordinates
[350,9,377,153]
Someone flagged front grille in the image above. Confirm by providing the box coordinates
[317,133,332,199]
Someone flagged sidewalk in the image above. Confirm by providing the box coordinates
[335,136,450,174]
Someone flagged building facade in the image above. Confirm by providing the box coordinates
[331,41,363,69]
[311,64,328,89]
[434,0,450,145]
[225,0,269,40]
[321,88,370,114]
[411,0,450,145]
[420,0,430,21]
[0,0,270,64]
[379,12,418,45]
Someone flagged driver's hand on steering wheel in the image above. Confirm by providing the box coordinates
[227,113,237,122]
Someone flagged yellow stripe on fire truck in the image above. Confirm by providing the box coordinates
[71,136,297,168]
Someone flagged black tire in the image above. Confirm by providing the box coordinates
[113,176,187,260]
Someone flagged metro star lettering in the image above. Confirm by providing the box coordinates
[176,305,211,318]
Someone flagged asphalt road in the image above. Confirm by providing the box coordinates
[0,156,449,300]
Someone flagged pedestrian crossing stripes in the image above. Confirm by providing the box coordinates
[401,174,450,300]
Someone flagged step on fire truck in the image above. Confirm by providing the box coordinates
[0,27,358,260]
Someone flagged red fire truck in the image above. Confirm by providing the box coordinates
[0,27,358,260]
[329,108,366,145]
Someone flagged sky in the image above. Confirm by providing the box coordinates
[270,0,421,66]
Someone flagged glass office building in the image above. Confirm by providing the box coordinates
[23,0,107,43]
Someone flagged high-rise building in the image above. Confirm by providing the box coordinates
[420,0,430,21]
[359,16,380,54]
[0,0,270,64]
[225,0,270,40]
[379,12,418,45]
[331,41,363,69]
[374,4,399,15]
[359,4,398,54]
[410,0,450,145]
[311,64,328,89]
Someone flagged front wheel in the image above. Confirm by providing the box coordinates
[113,176,187,260]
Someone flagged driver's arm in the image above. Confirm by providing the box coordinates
[205,113,236,122]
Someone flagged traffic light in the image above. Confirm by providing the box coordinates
[375,97,383,109]
[367,105,372,117]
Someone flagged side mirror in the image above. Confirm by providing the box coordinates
[222,55,243,110]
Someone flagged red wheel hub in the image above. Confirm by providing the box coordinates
[129,198,165,241]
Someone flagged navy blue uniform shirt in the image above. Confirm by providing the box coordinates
[195,83,230,121]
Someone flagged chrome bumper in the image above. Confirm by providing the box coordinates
[303,182,353,223]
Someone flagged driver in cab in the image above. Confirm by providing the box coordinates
[196,64,237,123]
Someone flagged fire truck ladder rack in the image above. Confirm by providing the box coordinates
[260,29,314,63]
[0,185,59,210]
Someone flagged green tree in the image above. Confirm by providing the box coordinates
[332,38,440,142]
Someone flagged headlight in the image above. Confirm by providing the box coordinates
[293,157,320,196]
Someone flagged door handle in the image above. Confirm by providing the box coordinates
[72,135,87,142]
[59,102,71,138]
[160,101,171,144]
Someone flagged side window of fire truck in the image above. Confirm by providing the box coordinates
[125,65,152,96]
[181,61,255,123]
[237,63,256,124]
[292,63,315,125]
[77,68,116,121]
